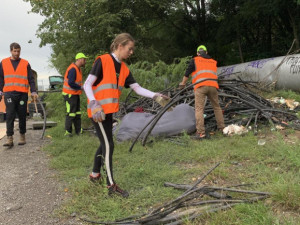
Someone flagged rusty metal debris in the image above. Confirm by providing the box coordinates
[80,163,271,225]
[121,78,300,152]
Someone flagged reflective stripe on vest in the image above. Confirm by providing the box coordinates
[192,56,219,90]
[87,54,130,117]
[4,83,29,87]
[192,70,217,79]
[92,83,118,93]
[62,63,83,95]
[2,57,29,93]
[87,98,119,109]
[4,75,29,79]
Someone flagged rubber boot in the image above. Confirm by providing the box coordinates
[3,136,14,147]
[18,134,26,145]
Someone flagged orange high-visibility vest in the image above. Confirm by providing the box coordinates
[62,63,82,95]
[2,57,29,93]
[191,56,219,90]
[87,54,130,117]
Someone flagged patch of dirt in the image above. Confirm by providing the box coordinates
[258,129,300,145]
[0,121,83,225]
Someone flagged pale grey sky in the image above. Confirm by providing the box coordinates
[0,0,59,89]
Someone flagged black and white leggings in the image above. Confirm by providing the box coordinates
[91,113,115,186]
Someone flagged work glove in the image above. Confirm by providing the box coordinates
[0,91,3,102]
[178,82,186,90]
[153,93,170,107]
[31,92,38,101]
[89,100,106,122]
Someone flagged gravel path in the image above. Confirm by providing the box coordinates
[0,123,83,225]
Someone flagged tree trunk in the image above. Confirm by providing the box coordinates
[288,7,300,50]
[237,32,244,63]
[200,0,206,40]
[267,16,272,53]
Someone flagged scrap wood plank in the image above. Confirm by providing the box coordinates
[32,121,57,129]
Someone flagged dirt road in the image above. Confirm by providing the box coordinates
[0,122,83,225]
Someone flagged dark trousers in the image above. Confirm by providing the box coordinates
[92,114,115,186]
[4,92,28,136]
[64,94,81,134]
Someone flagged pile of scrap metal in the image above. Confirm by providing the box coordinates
[113,77,300,148]
[80,163,271,225]
[113,53,300,144]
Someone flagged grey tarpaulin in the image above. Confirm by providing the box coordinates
[114,104,196,141]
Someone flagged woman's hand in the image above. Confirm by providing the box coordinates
[89,100,106,122]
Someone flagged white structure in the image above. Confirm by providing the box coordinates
[217,54,300,91]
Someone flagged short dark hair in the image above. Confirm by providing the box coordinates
[10,42,21,51]
[197,49,206,55]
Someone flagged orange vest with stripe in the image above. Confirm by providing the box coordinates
[62,63,82,95]
[2,57,29,93]
[192,56,219,90]
[87,54,130,117]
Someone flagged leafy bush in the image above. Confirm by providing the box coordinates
[128,56,191,92]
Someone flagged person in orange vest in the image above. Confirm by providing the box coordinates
[179,45,224,140]
[0,42,38,147]
[62,53,87,137]
[83,33,169,198]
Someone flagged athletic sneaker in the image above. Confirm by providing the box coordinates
[89,173,101,183]
[108,184,129,198]
[64,131,72,137]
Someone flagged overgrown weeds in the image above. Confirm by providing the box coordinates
[42,89,300,224]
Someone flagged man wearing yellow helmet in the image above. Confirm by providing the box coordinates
[179,45,224,139]
[62,53,87,136]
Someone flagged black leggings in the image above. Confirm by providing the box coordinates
[92,113,115,186]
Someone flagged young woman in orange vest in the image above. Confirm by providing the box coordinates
[83,33,169,198]
[62,53,87,137]
[179,45,225,140]
[0,42,38,147]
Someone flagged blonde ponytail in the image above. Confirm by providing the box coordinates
[110,33,135,52]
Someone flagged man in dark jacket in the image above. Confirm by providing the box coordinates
[62,53,87,136]
[0,42,38,147]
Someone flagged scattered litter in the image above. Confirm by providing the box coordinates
[275,125,285,130]
[285,99,299,110]
[5,204,22,212]
[258,139,266,146]
[223,124,248,136]
[269,97,299,110]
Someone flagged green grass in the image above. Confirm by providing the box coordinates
[42,92,300,224]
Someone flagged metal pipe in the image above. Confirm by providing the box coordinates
[37,98,46,140]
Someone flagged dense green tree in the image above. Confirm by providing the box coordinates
[24,0,211,68]
[209,0,300,64]
[24,0,300,74]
